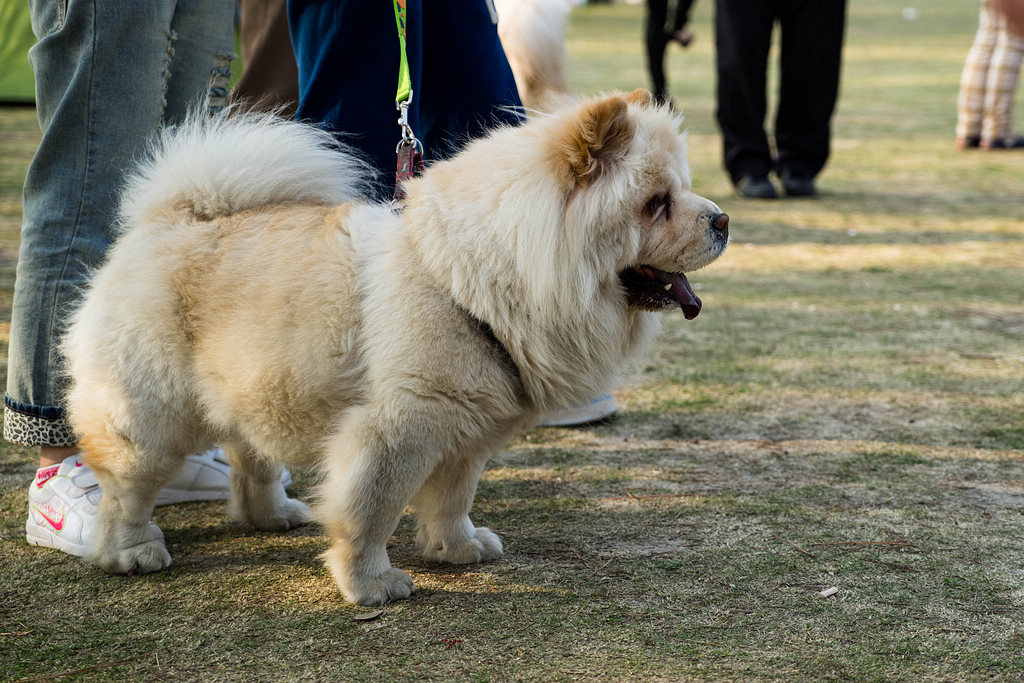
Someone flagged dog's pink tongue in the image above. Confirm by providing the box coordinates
[666,273,702,319]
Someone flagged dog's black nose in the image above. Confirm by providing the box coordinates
[712,212,729,238]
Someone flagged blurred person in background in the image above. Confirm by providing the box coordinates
[956,0,1024,150]
[645,0,697,106]
[713,0,847,199]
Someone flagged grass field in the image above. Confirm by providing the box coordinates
[2,1,1023,680]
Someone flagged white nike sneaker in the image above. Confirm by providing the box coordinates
[154,448,292,505]
[537,393,618,427]
[26,449,292,556]
[26,454,165,558]
[26,454,104,557]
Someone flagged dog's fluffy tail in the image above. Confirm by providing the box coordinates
[120,110,372,228]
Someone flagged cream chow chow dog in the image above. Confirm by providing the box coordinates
[62,90,729,605]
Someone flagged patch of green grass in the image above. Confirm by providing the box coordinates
[982,426,1024,450]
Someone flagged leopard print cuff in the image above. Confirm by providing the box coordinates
[3,406,77,447]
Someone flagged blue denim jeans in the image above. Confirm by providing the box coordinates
[4,0,235,447]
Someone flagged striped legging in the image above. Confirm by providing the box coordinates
[956,0,1024,145]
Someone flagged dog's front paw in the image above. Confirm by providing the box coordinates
[343,567,416,606]
[417,525,504,564]
[90,523,171,575]
[324,544,415,605]
[472,527,504,561]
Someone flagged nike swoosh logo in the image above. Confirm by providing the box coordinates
[33,504,66,532]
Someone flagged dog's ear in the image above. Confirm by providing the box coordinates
[625,88,653,107]
[561,94,635,186]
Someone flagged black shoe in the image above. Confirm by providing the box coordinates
[735,174,777,199]
[981,135,1024,149]
[669,29,694,48]
[956,135,981,149]
[779,171,816,197]
[652,89,674,109]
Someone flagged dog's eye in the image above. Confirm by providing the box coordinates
[642,193,672,225]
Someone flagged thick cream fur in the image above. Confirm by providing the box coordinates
[62,93,726,604]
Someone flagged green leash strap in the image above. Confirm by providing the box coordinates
[392,0,423,207]
[393,0,412,104]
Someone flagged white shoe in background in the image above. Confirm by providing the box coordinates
[538,393,618,427]
[154,448,292,505]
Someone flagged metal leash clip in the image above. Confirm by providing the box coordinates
[396,92,423,154]
[393,91,424,209]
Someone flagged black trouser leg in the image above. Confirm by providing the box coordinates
[714,0,776,183]
[671,0,696,33]
[646,0,671,101]
[774,0,846,179]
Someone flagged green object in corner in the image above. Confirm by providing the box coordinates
[0,0,36,103]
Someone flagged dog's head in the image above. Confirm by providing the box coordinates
[408,90,727,324]
[403,90,728,407]
[551,89,729,320]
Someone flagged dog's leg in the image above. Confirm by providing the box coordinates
[411,456,503,564]
[317,405,446,606]
[83,436,178,575]
[224,442,310,530]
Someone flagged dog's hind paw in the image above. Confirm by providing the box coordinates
[259,497,311,531]
[416,525,504,564]
[120,540,173,575]
[233,495,311,531]
[91,523,172,575]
